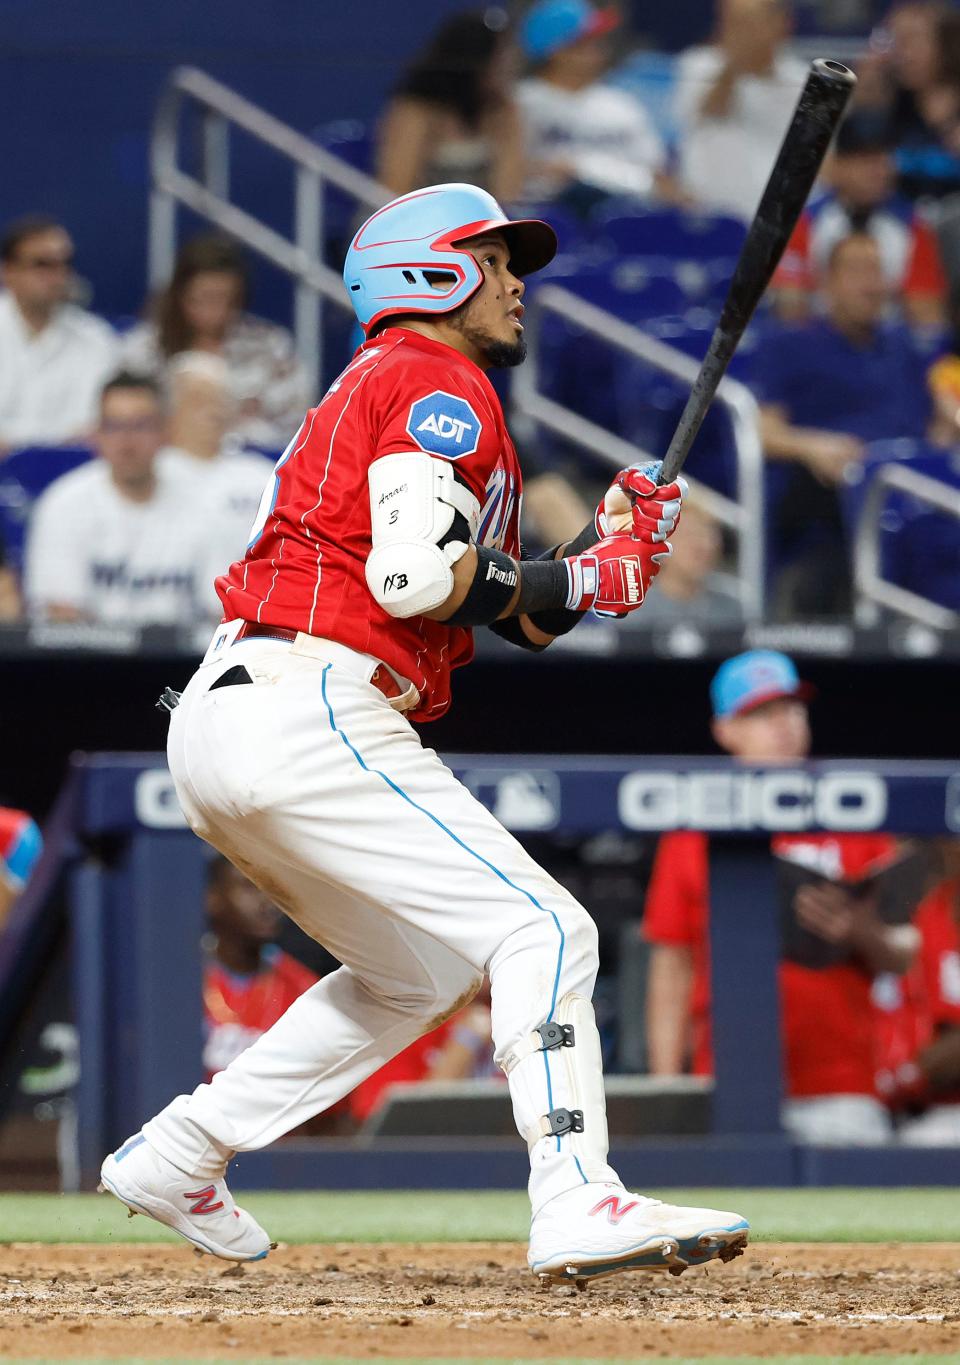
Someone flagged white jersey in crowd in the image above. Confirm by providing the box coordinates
[0,293,119,448]
[674,47,808,221]
[516,78,666,201]
[158,444,274,616]
[24,457,211,627]
[122,316,311,451]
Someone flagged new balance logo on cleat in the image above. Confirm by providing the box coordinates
[184,1184,226,1216]
[588,1194,641,1226]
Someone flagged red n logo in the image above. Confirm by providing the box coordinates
[589,1195,639,1226]
[184,1184,225,1215]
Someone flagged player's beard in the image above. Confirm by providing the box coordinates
[447,304,527,368]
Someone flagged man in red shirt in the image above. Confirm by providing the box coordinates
[878,841,960,1144]
[201,856,317,1081]
[643,648,914,1144]
[101,183,747,1280]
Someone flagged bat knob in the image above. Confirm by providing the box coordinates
[811,58,857,87]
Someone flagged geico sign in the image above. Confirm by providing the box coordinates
[617,770,887,832]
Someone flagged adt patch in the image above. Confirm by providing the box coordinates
[407,390,482,460]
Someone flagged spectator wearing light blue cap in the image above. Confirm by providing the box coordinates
[515,0,687,209]
[643,646,916,1148]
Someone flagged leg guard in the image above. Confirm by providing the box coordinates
[501,992,619,1214]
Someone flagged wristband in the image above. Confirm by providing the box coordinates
[525,515,600,636]
[515,558,572,615]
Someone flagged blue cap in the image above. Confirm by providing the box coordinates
[520,0,619,61]
[710,650,812,719]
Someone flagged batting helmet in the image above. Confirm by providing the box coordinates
[343,183,557,335]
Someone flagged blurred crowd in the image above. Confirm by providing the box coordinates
[1,0,960,629]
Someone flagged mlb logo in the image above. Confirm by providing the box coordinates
[463,769,561,831]
[407,390,482,460]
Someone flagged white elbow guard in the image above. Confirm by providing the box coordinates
[366,451,480,618]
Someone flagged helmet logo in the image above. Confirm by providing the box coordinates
[406,391,482,460]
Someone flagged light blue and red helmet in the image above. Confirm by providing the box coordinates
[344,182,557,335]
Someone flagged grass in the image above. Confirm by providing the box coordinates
[2,1187,960,1245]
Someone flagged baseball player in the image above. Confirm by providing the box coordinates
[100,183,748,1281]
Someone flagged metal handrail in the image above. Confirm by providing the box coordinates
[148,66,388,384]
[854,463,960,630]
[513,285,766,620]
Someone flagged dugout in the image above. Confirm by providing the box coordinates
[50,751,960,1193]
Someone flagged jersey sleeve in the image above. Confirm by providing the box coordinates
[642,831,709,947]
[369,363,502,506]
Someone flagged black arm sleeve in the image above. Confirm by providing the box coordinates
[488,615,549,653]
[525,513,599,637]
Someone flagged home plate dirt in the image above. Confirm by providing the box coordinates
[1,1242,958,1358]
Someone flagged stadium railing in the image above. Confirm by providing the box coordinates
[68,751,960,1192]
[148,66,386,389]
[514,285,766,620]
[853,460,960,630]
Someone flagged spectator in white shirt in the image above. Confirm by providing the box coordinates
[0,216,119,451]
[516,0,686,207]
[158,351,273,614]
[122,234,310,452]
[24,373,210,627]
[675,0,807,221]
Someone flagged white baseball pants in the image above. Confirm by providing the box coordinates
[144,630,618,1214]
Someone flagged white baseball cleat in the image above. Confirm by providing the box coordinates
[528,1182,749,1282]
[99,1133,273,1263]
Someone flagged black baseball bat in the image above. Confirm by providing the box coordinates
[659,58,857,485]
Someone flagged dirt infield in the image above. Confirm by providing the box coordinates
[1,1241,959,1359]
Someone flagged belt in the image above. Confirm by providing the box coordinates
[233,621,409,706]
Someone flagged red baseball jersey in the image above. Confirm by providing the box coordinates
[643,830,896,1097]
[216,327,523,722]
[874,879,960,1105]
[202,947,317,1079]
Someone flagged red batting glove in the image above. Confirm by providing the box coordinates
[565,532,671,617]
[596,460,686,544]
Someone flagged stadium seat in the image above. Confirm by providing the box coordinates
[535,258,688,321]
[312,118,374,174]
[592,206,747,261]
[0,446,93,573]
[843,441,960,612]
